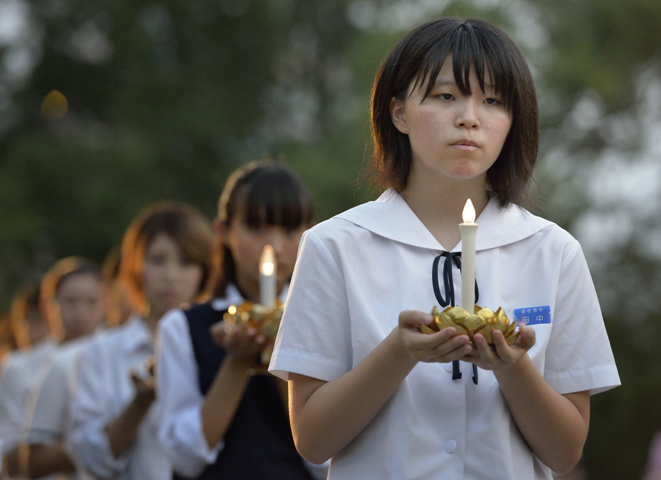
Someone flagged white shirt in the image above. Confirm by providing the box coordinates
[0,339,56,455]
[156,286,243,478]
[70,315,171,480]
[25,336,95,480]
[157,284,311,479]
[270,189,620,480]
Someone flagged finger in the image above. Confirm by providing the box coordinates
[428,333,472,359]
[399,309,433,328]
[517,324,537,349]
[473,333,500,365]
[490,330,512,360]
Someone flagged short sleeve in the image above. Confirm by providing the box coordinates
[543,242,620,395]
[269,228,353,382]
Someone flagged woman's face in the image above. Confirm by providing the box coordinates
[56,273,105,341]
[142,233,204,319]
[224,216,307,301]
[391,56,512,186]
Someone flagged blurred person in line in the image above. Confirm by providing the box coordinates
[14,257,106,479]
[0,314,16,365]
[0,281,58,471]
[100,245,134,329]
[157,161,325,479]
[70,202,214,480]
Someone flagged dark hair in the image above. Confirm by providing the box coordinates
[120,202,214,313]
[369,17,538,207]
[212,160,314,297]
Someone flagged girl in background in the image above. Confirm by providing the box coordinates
[71,202,214,480]
[157,161,319,479]
[21,257,106,479]
[0,281,56,471]
[269,17,620,479]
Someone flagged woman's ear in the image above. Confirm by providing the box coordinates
[390,97,408,134]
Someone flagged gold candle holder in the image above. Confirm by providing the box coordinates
[223,301,284,371]
[419,305,519,346]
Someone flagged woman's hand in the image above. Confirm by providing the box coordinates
[129,369,157,406]
[398,310,473,363]
[464,324,536,371]
[210,321,266,364]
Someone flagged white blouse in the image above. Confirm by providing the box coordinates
[70,315,170,480]
[0,338,56,455]
[270,189,620,480]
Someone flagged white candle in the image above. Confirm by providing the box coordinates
[259,245,277,307]
[459,199,478,312]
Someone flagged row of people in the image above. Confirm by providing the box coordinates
[1,161,325,479]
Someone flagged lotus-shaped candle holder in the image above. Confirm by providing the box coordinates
[419,305,519,346]
[223,301,284,368]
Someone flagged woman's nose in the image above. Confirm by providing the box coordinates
[455,98,480,129]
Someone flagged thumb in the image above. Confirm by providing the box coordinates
[399,309,433,328]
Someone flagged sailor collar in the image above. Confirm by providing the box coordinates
[335,188,553,252]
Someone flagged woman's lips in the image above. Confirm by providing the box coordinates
[451,139,478,151]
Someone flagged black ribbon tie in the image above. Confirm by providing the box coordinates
[432,252,480,385]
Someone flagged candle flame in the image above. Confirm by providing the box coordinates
[260,245,276,276]
[228,305,237,315]
[262,262,274,276]
[462,199,476,223]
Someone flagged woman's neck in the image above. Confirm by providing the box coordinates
[401,169,489,251]
[144,311,162,336]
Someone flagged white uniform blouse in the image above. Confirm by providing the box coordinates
[156,286,243,478]
[25,336,95,480]
[0,339,56,455]
[270,189,620,480]
[70,315,171,480]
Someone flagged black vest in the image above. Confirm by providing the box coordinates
[173,302,314,480]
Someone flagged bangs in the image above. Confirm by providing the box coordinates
[411,21,517,111]
[134,206,213,267]
[238,169,313,230]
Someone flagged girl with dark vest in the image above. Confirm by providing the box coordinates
[156,161,318,480]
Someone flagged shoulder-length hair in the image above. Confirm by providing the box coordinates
[120,202,214,314]
[369,17,538,207]
[211,160,314,298]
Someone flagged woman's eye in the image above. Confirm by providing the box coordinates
[485,97,502,106]
[437,93,454,100]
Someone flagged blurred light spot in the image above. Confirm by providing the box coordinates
[347,0,376,30]
[41,90,68,120]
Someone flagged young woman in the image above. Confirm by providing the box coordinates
[70,202,214,480]
[157,161,319,479]
[0,281,56,465]
[21,257,106,479]
[269,17,620,479]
